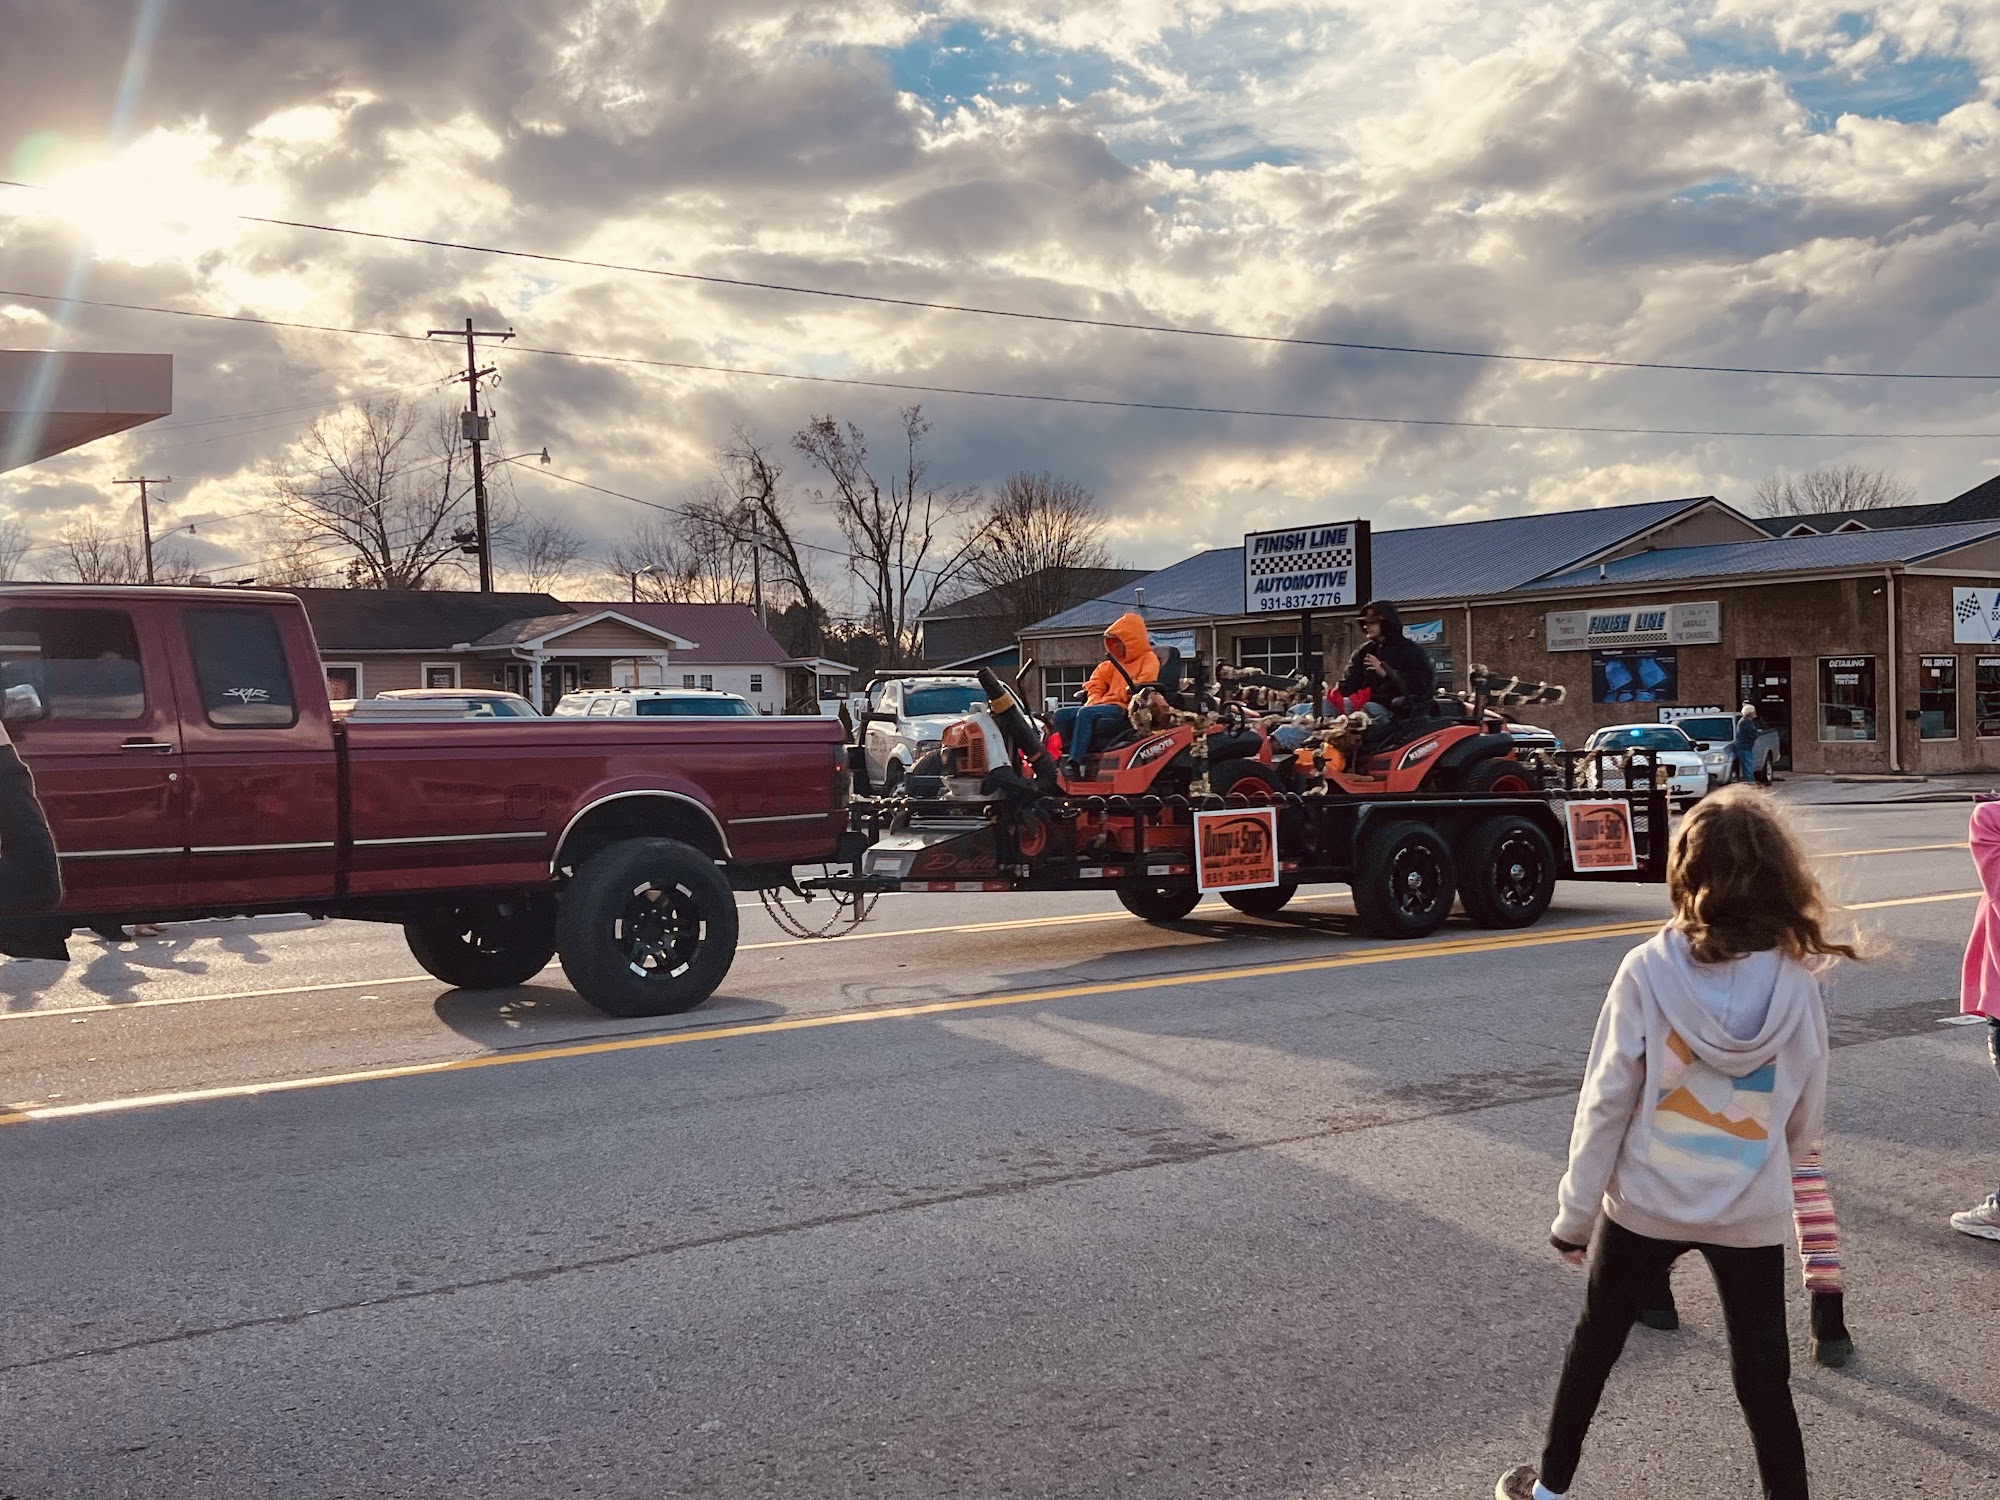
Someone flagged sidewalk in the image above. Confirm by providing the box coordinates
[1769,771,1997,806]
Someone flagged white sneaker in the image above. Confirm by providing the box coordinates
[1950,1194,2000,1242]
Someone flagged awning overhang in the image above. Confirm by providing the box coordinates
[0,350,173,473]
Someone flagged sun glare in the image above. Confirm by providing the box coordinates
[31,131,259,265]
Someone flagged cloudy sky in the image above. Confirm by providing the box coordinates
[3,0,1999,600]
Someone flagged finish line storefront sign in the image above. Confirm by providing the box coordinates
[1546,600,1720,651]
[1243,520,1372,614]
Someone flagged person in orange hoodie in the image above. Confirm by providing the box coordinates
[1051,612,1160,776]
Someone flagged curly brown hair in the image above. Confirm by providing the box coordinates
[1668,784,1859,964]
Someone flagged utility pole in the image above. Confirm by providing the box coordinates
[426,317,513,592]
[748,510,766,630]
[113,475,171,583]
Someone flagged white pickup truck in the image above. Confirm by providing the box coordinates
[856,673,990,792]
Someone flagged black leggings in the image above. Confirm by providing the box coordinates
[0,743,59,911]
[1540,1217,1807,1498]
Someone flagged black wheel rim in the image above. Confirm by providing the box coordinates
[1491,831,1545,912]
[1388,842,1444,917]
[613,879,706,980]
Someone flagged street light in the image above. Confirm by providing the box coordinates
[629,564,666,603]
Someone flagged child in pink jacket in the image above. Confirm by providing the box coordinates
[1952,800,2000,1241]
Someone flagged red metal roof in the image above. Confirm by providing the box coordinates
[560,601,789,665]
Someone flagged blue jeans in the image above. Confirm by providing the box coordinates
[1736,744,1757,781]
[1053,703,1129,766]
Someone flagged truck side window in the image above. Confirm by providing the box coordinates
[184,609,299,727]
[0,607,146,720]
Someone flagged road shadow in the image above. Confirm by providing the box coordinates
[432,983,781,1050]
[0,914,308,1013]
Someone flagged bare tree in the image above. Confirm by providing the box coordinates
[720,426,825,648]
[962,471,1114,634]
[0,517,32,580]
[39,513,195,583]
[1753,465,1916,517]
[505,513,589,593]
[609,490,758,604]
[793,406,981,664]
[268,396,475,589]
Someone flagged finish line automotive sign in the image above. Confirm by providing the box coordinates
[1242,520,1372,614]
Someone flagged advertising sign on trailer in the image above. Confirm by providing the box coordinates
[1563,800,1639,872]
[1194,806,1281,892]
[1242,520,1371,614]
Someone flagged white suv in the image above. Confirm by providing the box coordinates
[553,688,757,718]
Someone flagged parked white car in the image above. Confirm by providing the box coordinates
[859,675,989,792]
[1580,723,1709,806]
[552,688,756,718]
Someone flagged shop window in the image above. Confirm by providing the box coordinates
[185,609,299,728]
[1042,665,1090,706]
[324,663,362,703]
[682,674,696,688]
[1236,634,1321,679]
[1818,657,1876,742]
[749,673,763,693]
[1919,657,1958,740]
[0,607,147,720]
[699,674,714,691]
[1976,660,2000,738]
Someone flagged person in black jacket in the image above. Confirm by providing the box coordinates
[1335,599,1436,719]
[0,704,65,959]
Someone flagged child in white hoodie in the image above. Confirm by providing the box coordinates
[1498,786,1852,1500]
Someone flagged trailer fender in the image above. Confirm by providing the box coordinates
[1428,733,1517,783]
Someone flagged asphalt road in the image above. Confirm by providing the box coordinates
[2,802,1996,1497]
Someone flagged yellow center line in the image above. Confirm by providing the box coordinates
[1,891,1974,1119]
[6,915,1673,1124]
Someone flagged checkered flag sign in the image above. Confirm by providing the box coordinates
[1954,587,2000,644]
[1243,521,1370,613]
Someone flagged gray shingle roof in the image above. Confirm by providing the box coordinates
[1023,497,1713,633]
[1527,518,2000,591]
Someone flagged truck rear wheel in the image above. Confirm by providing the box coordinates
[1350,820,1456,939]
[557,838,738,1017]
[1116,881,1202,923]
[1223,882,1297,916]
[404,898,556,990]
[1457,815,1556,929]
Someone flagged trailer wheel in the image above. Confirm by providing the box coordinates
[1116,881,1203,923]
[557,838,738,1017]
[1350,820,1456,939]
[404,897,557,989]
[1457,815,1556,929]
[1223,882,1298,916]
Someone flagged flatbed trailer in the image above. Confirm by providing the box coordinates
[817,756,1669,939]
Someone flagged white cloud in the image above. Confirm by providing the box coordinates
[4,0,1999,601]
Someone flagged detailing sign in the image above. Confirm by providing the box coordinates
[1953,587,2000,644]
[1194,806,1281,893]
[1404,617,1445,645]
[1563,800,1639,873]
[1243,520,1372,614]
[1547,601,1719,651]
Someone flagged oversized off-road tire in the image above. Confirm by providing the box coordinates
[556,838,738,1017]
[404,897,557,989]
[1457,815,1556,930]
[1116,880,1203,923]
[1456,756,1541,795]
[1223,882,1298,916]
[1349,819,1457,939]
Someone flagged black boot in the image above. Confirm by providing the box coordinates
[1810,1290,1853,1368]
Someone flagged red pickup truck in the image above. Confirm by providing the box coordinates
[0,586,849,1016]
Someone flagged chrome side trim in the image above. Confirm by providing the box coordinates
[57,846,183,861]
[353,832,547,848]
[550,790,732,872]
[190,841,339,854]
[726,811,835,825]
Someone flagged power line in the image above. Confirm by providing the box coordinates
[2,178,1984,381]
[6,287,1998,441]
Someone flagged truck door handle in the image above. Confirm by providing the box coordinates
[121,739,177,754]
